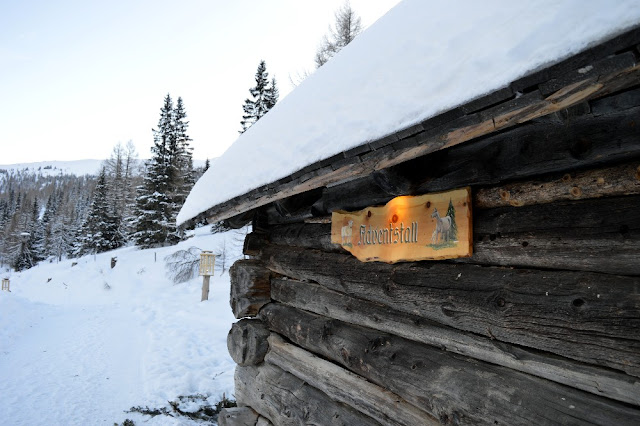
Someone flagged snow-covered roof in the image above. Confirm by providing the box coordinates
[178,0,640,226]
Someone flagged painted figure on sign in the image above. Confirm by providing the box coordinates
[341,220,354,247]
[430,207,452,243]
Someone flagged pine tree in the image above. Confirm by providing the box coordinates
[239,61,279,133]
[315,1,363,68]
[77,168,124,254]
[133,94,194,248]
[28,198,45,263]
[446,198,458,241]
[173,96,194,207]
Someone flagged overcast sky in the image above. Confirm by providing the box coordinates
[0,0,401,164]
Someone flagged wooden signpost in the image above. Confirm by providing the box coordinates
[331,187,472,263]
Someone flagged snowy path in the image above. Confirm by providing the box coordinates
[0,303,147,425]
[0,228,240,425]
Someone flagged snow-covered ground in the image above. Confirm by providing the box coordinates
[0,226,242,425]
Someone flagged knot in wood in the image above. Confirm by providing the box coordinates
[499,189,511,201]
[570,186,582,197]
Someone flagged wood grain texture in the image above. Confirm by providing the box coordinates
[227,319,270,366]
[260,303,640,425]
[265,334,438,426]
[229,260,271,318]
[258,244,640,376]
[474,161,640,209]
[218,407,259,426]
[309,101,640,220]
[235,363,381,426]
[268,277,640,406]
[467,195,640,275]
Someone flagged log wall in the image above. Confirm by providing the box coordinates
[223,65,640,424]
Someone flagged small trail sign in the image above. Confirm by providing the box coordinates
[331,187,472,263]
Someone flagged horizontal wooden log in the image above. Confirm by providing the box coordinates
[259,193,640,275]
[243,232,269,257]
[227,319,270,366]
[229,259,271,318]
[197,62,640,225]
[261,303,640,425]
[235,363,382,426]
[466,195,640,274]
[258,244,640,377]
[475,161,640,209]
[218,406,259,426]
[264,333,437,426]
[269,277,640,406]
[308,100,640,219]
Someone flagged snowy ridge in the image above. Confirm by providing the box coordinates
[0,160,105,177]
[0,159,210,177]
[0,225,241,425]
[178,0,640,226]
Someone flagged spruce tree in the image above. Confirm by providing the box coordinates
[446,198,458,241]
[134,94,194,248]
[239,61,279,133]
[77,168,123,254]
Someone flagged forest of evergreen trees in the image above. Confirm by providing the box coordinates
[0,95,207,271]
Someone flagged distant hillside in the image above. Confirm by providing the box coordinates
[0,160,105,177]
[0,159,210,178]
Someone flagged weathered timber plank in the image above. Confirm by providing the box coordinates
[229,259,271,318]
[309,102,640,219]
[261,193,640,275]
[467,195,640,275]
[196,62,640,225]
[475,161,640,208]
[264,333,438,426]
[539,51,637,96]
[269,278,640,406]
[235,363,381,426]
[258,244,640,376]
[218,406,259,426]
[261,303,640,425]
[227,319,270,366]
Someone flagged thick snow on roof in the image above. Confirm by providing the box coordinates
[178,0,640,226]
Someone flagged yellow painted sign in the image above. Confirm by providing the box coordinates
[331,187,472,263]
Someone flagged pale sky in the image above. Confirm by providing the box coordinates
[0,0,401,164]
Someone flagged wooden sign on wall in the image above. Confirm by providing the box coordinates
[331,187,472,263]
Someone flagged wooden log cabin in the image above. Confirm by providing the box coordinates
[179,2,640,424]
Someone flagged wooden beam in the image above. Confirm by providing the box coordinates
[261,303,640,425]
[258,244,640,377]
[229,260,271,318]
[475,161,640,208]
[227,319,270,366]
[264,334,438,426]
[268,278,640,406]
[235,363,383,426]
[467,194,640,275]
[309,101,640,220]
